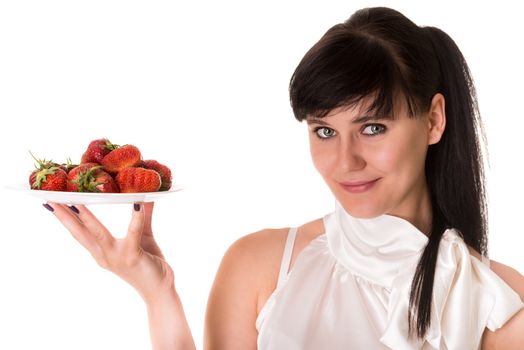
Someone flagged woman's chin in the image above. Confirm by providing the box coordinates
[336,200,385,219]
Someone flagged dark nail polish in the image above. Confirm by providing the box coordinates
[43,203,54,212]
[69,205,80,214]
[134,203,140,211]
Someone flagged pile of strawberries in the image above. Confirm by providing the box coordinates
[29,138,172,193]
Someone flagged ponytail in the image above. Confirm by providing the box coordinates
[408,26,489,338]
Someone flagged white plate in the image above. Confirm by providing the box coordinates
[5,183,184,205]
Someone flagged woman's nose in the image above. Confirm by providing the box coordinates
[338,139,366,172]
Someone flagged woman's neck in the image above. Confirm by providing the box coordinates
[386,179,433,237]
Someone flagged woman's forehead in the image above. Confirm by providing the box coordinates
[306,96,408,123]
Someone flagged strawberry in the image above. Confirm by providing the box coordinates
[67,163,119,193]
[28,152,68,191]
[29,167,68,191]
[81,138,119,164]
[141,160,172,191]
[101,144,142,174]
[87,169,119,193]
[115,167,161,193]
[67,163,98,192]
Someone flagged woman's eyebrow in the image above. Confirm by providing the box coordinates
[306,115,393,125]
[351,115,394,124]
[306,118,330,126]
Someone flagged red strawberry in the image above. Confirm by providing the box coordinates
[101,144,142,174]
[141,160,172,191]
[29,152,68,191]
[67,163,119,193]
[81,138,119,164]
[29,167,68,191]
[89,169,119,193]
[67,163,98,192]
[115,167,161,193]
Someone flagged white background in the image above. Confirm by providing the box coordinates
[0,1,522,349]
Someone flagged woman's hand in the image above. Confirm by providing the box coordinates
[44,202,174,304]
[44,202,196,349]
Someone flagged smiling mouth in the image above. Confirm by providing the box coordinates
[339,178,380,193]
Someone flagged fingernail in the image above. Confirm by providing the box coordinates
[69,205,80,214]
[134,203,141,211]
[43,203,54,212]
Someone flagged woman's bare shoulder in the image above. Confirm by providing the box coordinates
[470,252,524,349]
[449,248,524,349]
[489,260,524,300]
[204,220,325,348]
[224,217,326,278]
[223,227,290,283]
[219,218,326,310]
[468,247,524,300]
[204,227,289,348]
[228,226,289,257]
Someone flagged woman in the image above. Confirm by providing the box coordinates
[44,7,523,349]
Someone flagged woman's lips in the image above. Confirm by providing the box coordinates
[339,178,380,193]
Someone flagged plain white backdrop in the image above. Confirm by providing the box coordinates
[0,1,522,349]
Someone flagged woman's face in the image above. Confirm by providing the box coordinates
[308,97,435,220]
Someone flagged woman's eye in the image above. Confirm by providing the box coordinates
[314,127,336,139]
[362,124,386,136]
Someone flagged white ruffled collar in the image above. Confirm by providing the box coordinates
[325,200,429,287]
[324,200,523,349]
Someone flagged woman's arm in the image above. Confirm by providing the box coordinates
[482,260,524,349]
[482,308,524,350]
[146,288,195,350]
[204,228,287,349]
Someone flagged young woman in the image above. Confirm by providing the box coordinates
[44,7,524,349]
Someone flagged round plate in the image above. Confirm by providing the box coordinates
[5,183,184,205]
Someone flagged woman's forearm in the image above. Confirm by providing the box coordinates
[146,288,196,350]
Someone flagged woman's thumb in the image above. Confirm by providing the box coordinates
[127,202,146,249]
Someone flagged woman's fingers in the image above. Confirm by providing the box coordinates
[46,202,155,272]
[46,201,172,300]
[69,204,115,249]
[46,202,100,253]
[46,202,117,268]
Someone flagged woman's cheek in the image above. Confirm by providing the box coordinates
[310,149,328,177]
[310,143,336,178]
[371,145,400,173]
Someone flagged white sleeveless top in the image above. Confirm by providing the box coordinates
[256,201,523,349]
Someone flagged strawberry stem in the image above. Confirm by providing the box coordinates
[104,138,119,151]
[31,166,60,189]
[72,165,106,192]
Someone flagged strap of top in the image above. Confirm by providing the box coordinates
[277,227,298,289]
[481,255,491,268]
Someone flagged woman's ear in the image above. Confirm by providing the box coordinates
[428,93,446,145]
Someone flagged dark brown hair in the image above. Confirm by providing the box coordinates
[289,7,488,338]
